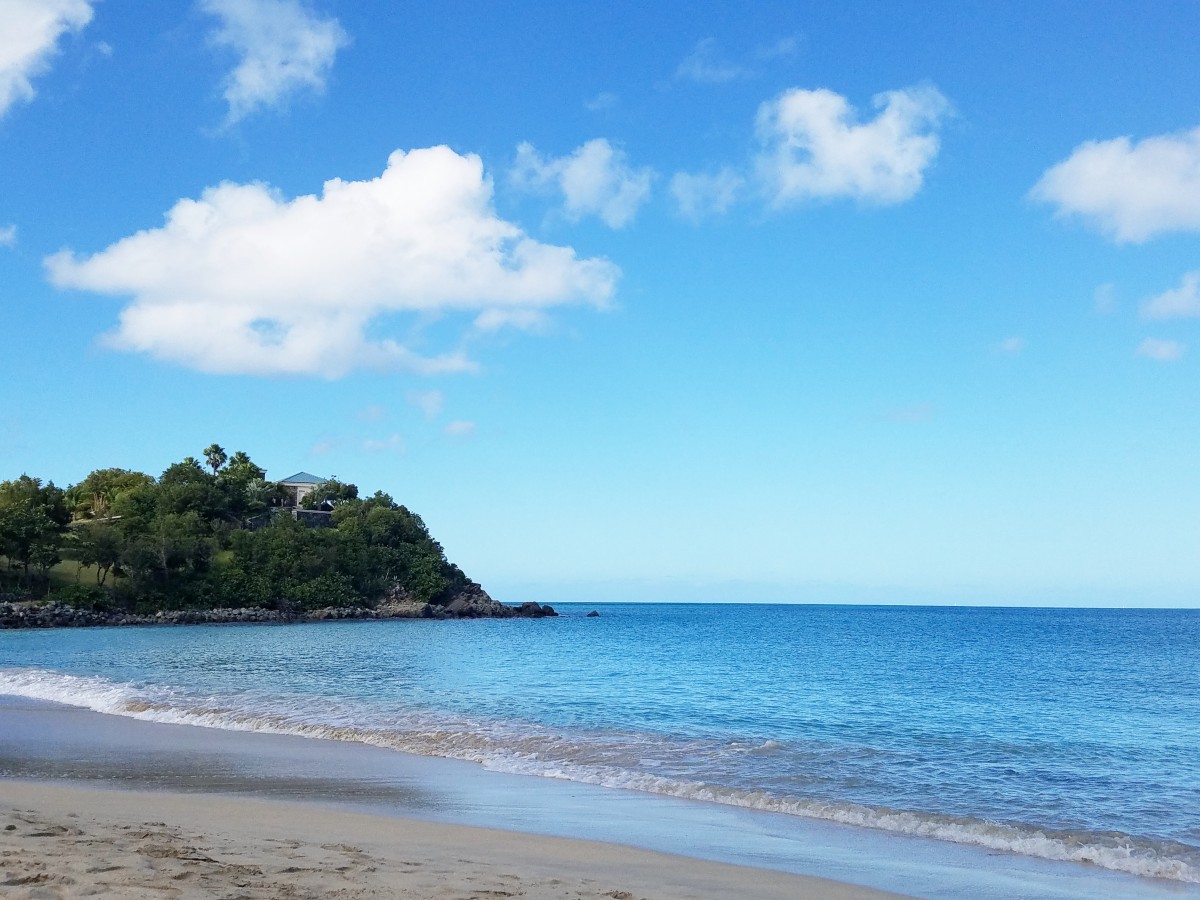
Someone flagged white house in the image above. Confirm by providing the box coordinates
[278,471,325,507]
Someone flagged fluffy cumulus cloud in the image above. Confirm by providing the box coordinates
[1136,338,1186,362]
[0,0,94,118]
[670,168,744,222]
[201,0,348,124]
[512,139,654,229]
[46,146,619,377]
[755,85,949,206]
[1141,271,1200,320]
[1031,127,1200,243]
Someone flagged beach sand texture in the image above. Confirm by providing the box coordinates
[0,781,909,900]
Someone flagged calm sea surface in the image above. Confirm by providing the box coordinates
[1,604,1197,884]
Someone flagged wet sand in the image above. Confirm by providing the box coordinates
[0,780,909,900]
[2,696,1192,900]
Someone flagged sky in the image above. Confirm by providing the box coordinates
[2,1,1200,607]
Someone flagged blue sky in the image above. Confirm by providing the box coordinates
[3,1,1200,606]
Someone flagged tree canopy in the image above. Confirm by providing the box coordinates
[0,446,471,615]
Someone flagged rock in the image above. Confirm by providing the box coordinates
[441,582,510,618]
[0,586,552,628]
[512,601,558,618]
[587,610,600,617]
[374,599,436,619]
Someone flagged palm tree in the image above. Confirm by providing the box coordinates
[202,443,227,476]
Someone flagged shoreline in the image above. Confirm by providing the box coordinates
[1,779,906,900]
[0,597,560,629]
[3,694,1196,900]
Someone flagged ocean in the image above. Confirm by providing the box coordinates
[1,603,1198,893]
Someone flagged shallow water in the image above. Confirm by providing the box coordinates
[1,603,1197,889]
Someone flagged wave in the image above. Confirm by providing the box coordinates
[2,666,1197,884]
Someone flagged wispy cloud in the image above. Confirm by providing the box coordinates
[1094,282,1117,316]
[47,147,618,377]
[355,404,387,422]
[444,420,476,437]
[1141,271,1200,320]
[512,138,655,229]
[755,85,950,207]
[755,36,799,61]
[674,36,798,86]
[201,0,348,124]
[362,433,404,453]
[670,168,744,222]
[0,225,16,247]
[0,0,94,119]
[585,91,618,112]
[1136,338,1186,362]
[675,38,749,84]
[473,308,549,333]
[1031,126,1200,243]
[406,389,443,420]
[995,336,1025,354]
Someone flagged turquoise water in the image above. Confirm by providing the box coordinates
[1,604,1198,884]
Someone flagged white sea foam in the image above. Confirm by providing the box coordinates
[2,666,1198,885]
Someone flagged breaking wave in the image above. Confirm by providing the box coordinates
[2,666,1197,884]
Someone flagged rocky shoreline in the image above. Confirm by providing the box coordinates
[0,583,557,630]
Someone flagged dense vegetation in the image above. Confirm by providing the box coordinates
[0,446,471,614]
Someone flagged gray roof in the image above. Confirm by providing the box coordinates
[278,471,325,485]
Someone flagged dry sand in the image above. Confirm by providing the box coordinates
[0,780,913,900]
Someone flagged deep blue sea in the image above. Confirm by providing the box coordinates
[2,604,1198,885]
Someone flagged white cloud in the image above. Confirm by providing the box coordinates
[0,0,94,118]
[755,85,949,206]
[1031,127,1200,243]
[473,307,548,332]
[406,389,443,419]
[670,168,744,221]
[1094,282,1117,316]
[512,139,654,229]
[444,420,475,437]
[996,336,1025,354]
[0,224,16,247]
[675,38,748,84]
[46,146,619,377]
[1141,271,1200,320]
[201,0,348,124]
[1136,338,1186,362]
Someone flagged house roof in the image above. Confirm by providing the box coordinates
[278,471,325,485]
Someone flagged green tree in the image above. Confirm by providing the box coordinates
[218,451,271,519]
[70,468,153,519]
[0,476,69,591]
[224,450,265,483]
[75,522,123,586]
[203,444,228,476]
[299,477,359,509]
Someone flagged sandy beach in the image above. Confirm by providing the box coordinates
[0,780,910,900]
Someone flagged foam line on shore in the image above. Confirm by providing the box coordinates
[3,665,1197,885]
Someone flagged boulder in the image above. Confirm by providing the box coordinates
[587,610,600,617]
[441,582,512,618]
